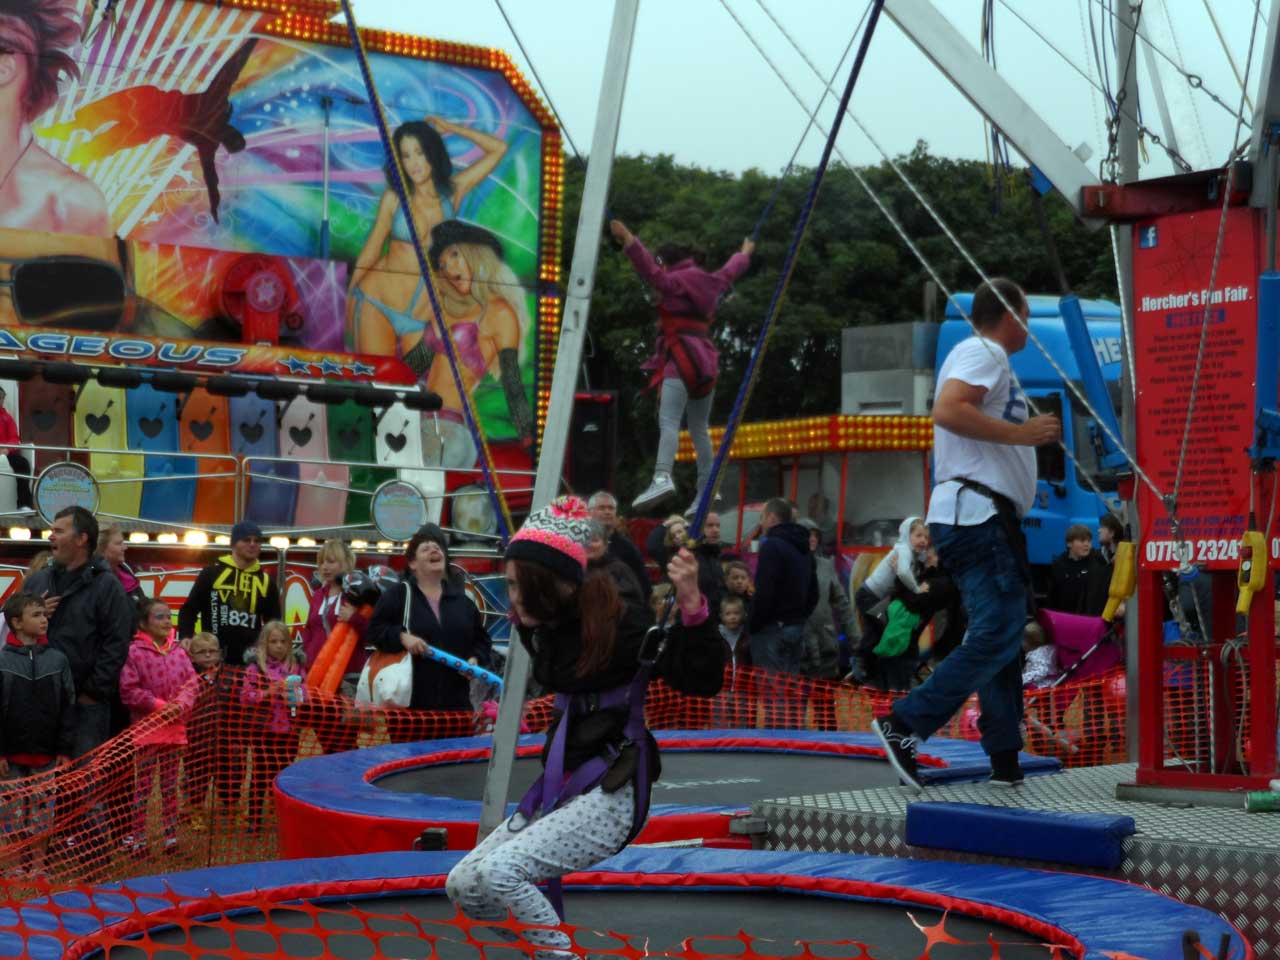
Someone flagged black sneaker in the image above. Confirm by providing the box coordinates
[989,751,1025,788]
[871,714,923,793]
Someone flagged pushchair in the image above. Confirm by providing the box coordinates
[1023,609,1124,759]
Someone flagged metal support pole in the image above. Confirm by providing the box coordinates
[478,0,639,840]
[320,95,333,260]
[1116,0,1142,763]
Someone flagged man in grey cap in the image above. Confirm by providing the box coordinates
[178,520,281,666]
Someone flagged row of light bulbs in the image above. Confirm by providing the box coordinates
[4,529,401,551]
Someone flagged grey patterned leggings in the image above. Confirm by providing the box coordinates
[655,378,714,494]
[445,783,635,958]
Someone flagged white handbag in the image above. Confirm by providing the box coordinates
[354,583,413,707]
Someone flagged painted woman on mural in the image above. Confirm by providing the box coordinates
[0,0,110,236]
[348,116,507,360]
[410,219,534,467]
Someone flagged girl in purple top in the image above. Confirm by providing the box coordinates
[610,220,754,514]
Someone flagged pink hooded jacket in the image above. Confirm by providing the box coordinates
[241,656,306,735]
[118,629,198,746]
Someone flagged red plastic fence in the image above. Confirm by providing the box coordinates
[0,663,1230,959]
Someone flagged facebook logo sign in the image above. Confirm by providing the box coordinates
[1139,225,1158,249]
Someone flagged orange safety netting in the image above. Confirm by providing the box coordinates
[0,663,1216,960]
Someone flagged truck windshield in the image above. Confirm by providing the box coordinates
[1068,380,1122,493]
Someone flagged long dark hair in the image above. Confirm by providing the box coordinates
[390,121,454,198]
[510,560,622,679]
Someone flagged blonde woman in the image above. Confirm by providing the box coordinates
[411,220,534,463]
[300,539,365,671]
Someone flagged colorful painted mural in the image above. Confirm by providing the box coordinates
[0,0,559,524]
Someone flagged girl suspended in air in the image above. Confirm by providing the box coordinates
[610,220,754,514]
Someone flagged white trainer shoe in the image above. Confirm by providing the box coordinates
[632,473,676,511]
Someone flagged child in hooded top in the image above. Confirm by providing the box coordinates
[240,620,304,832]
[0,592,74,877]
[118,597,198,855]
[182,632,223,827]
[850,518,930,682]
[611,219,754,514]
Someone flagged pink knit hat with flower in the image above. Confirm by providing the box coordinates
[505,496,592,583]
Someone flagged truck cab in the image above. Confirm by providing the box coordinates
[937,294,1125,587]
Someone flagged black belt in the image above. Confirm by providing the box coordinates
[951,477,1036,614]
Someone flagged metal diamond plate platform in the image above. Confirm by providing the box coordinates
[755,764,1280,956]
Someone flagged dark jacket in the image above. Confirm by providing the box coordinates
[1048,550,1111,617]
[177,555,282,667]
[0,637,76,760]
[368,576,492,711]
[609,531,652,603]
[895,564,965,663]
[801,553,857,679]
[519,598,723,793]
[645,525,724,612]
[24,556,134,703]
[749,522,819,632]
[588,552,647,615]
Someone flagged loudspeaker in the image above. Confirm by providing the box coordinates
[568,391,617,496]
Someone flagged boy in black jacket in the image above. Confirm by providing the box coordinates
[178,521,282,666]
[1,592,75,876]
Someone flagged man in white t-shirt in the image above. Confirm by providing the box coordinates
[872,278,1061,792]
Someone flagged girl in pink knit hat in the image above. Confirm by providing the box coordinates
[446,496,724,956]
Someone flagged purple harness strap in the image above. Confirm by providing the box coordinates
[513,663,654,920]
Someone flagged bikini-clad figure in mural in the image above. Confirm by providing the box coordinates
[0,0,110,236]
[410,219,534,466]
[348,116,507,358]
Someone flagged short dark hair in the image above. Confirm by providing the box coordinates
[971,278,1026,331]
[1099,514,1124,539]
[719,595,745,613]
[3,591,43,628]
[762,497,793,524]
[56,505,98,554]
[1065,523,1092,544]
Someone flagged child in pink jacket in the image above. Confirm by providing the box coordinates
[240,620,305,832]
[119,597,197,854]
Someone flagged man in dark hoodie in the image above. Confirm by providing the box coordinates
[749,498,818,674]
[179,520,281,666]
[23,506,133,757]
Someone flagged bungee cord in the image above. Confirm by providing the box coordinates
[337,0,515,541]
[750,0,1164,512]
[1170,0,1264,529]
[680,0,889,542]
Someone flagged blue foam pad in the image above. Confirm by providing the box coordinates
[905,802,1135,870]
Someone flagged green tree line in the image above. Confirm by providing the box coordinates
[556,144,1118,503]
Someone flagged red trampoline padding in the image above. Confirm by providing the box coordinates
[275,789,738,854]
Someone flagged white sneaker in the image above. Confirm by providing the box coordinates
[632,474,676,511]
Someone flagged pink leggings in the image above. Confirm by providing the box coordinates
[134,745,181,838]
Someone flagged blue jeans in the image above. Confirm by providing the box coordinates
[749,622,804,673]
[750,622,804,728]
[893,518,1027,756]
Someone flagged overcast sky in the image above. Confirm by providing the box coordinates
[348,0,1268,181]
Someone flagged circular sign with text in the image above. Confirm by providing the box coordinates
[370,478,428,542]
[34,462,101,525]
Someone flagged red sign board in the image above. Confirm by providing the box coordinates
[1132,207,1268,570]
